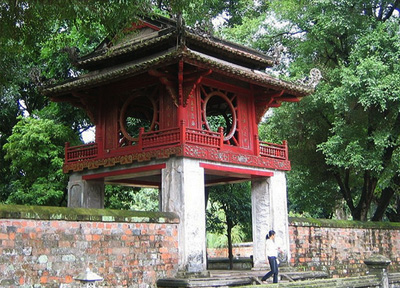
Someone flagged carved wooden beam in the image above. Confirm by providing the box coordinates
[148,69,179,106]
[254,90,285,124]
[149,63,212,107]
[71,91,98,124]
[182,68,212,106]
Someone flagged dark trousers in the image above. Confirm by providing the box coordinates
[261,256,278,283]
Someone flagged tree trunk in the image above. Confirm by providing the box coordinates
[386,195,400,222]
[371,186,395,221]
[372,175,400,221]
[352,171,377,221]
[334,169,355,215]
[227,218,233,270]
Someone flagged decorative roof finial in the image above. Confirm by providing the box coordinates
[270,43,285,65]
[297,68,322,89]
[176,12,185,46]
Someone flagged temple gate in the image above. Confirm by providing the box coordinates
[44,16,314,274]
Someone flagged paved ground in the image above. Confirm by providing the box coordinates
[209,269,291,284]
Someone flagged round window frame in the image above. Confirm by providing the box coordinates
[119,93,158,142]
[203,91,237,141]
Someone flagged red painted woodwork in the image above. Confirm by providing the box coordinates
[63,121,290,173]
[199,163,274,177]
[60,76,294,174]
[65,142,98,162]
[45,16,313,177]
[259,140,288,160]
[82,163,166,180]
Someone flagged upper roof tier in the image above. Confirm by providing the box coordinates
[43,15,315,102]
[77,16,275,71]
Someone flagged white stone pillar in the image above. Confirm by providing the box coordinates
[251,178,271,269]
[251,171,290,269]
[161,158,207,273]
[269,170,290,265]
[68,175,104,208]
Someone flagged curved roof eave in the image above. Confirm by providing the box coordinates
[76,31,176,68]
[43,47,313,99]
[76,28,275,71]
[43,49,182,97]
[183,49,313,97]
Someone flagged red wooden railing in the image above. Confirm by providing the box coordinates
[65,126,288,163]
[185,127,223,149]
[259,140,288,160]
[65,142,98,163]
[141,127,181,149]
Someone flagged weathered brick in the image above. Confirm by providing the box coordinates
[2,216,178,287]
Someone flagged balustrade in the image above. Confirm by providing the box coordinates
[65,142,98,163]
[141,127,180,149]
[185,127,222,148]
[65,129,288,163]
[259,141,287,160]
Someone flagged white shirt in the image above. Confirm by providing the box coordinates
[265,238,278,257]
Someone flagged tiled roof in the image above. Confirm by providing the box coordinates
[184,49,312,96]
[43,15,315,100]
[75,16,274,71]
[77,31,176,68]
[43,47,312,97]
[184,32,274,69]
[44,48,181,96]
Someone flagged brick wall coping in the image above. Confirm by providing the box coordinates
[0,204,180,224]
[289,217,400,229]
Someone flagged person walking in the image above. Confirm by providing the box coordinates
[261,230,279,284]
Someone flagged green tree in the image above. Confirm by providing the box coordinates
[3,116,80,205]
[251,1,400,221]
[0,1,153,204]
[206,182,251,269]
[105,186,159,211]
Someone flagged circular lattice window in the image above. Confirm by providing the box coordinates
[203,91,237,141]
[119,93,158,142]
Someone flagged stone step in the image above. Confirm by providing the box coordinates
[157,270,329,288]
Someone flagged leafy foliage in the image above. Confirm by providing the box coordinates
[206,182,251,268]
[105,186,159,211]
[0,1,153,205]
[252,1,400,221]
[3,116,79,205]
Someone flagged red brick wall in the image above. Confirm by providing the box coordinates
[289,218,400,277]
[2,205,400,286]
[208,218,400,277]
[0,205,179,287]
[207,243,253,258]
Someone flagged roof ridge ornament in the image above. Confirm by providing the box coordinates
[191,20,213,39]
[269,43,285,65]
[297,68,322,89]
[176,13,185,47]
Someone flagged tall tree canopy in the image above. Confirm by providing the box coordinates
[0,1,152,204]
[206,182,252,269]
[228,0,400,221]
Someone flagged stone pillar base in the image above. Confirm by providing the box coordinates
[161,158,206,273]
[251,171,290,269]
[68,178,104,208]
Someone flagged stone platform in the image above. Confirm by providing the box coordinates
[157,269,328,288]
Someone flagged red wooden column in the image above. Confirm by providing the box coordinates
[177,60,187,125]
[180,120,186,145]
